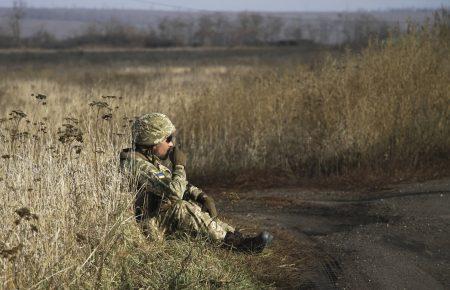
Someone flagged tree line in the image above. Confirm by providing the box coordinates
[0,1,415,49]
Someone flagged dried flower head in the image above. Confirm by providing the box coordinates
[102,113,113,120]
[0,243,23,260]
[14,132,30,140]
[15,207,31,218]
[57,123,83,144]
[15,207,39,221]
[33,93,47,100]
[75,232,87,245]
[9,110,27,120]
[72,145,83,154]
[89,101,109,109]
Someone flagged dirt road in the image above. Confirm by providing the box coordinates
[214,179,450,289]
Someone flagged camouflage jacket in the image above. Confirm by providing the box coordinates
[119,148,202,219]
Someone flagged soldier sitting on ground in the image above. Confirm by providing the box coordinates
[119,113,273,253]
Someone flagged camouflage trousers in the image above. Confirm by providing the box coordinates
[141,200,234,242]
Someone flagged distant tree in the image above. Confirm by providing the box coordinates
[286,17,304,42]
[0,26,14,48]
[262,16,283,43]
[353,13,389,47]
[143,27,160,47]
[98,18,144,46]
[158,17,194,46]
[339,13,355,44]
[234,12,263,45]
[194,14,215,46]
[211,13,232,46]
[65,19,143,47]
[318,17,331,44]
[9,0,26,46]
[28,26,56,48]
[433,8,450,40]
[183,17,196,46]
[305,23,317,43]
[83,23,101,37]
[103,17,132,45]
[339,13,390,47]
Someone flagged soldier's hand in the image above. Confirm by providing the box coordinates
[199,193,218,218]
[170,147,187,168]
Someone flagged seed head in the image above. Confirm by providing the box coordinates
[33,93,47,100]
[0,243,23,260]
[89,101,109,109]
[102,113,113,120]
[57,124,83,144]
[9,110,27,120]
[15,207,39,221]
[73,145,83,154]
[15,207,31,218]
[76,233,87,245]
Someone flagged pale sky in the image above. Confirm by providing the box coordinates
[0,0,448,12]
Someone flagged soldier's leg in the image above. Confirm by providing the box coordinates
[139,217,165,242]
[134,192,165,241]
[160,200,234,241]
[186,184,203,200]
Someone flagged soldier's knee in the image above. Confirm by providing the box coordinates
[170,199,191,215]
[171,200,203,217]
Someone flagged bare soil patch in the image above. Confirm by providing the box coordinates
[212,178,450,289]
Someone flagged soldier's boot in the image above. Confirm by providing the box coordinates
[224,230,273,253]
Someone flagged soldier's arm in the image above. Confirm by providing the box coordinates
[136,160,187,200]
[184,184,203,201]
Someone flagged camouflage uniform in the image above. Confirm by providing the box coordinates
[120,113,234,241]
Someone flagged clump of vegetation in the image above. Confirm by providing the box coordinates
[178,11,449,181]
[0,103,261,288]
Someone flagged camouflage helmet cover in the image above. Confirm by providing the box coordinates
[132,113,175,146]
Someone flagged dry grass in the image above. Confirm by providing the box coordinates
[0,55,268,289]
[0,13,449,288]
[0,109,261,288]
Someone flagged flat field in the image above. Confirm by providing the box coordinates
[0,24,449,288]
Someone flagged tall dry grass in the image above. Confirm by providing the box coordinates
[179,16,449,179]
[0,55,267,289]
[0,104,261,288]
[0,12,449,288]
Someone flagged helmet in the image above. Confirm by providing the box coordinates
[132,113,175,146]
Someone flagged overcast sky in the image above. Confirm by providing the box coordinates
[0,0,448,12]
